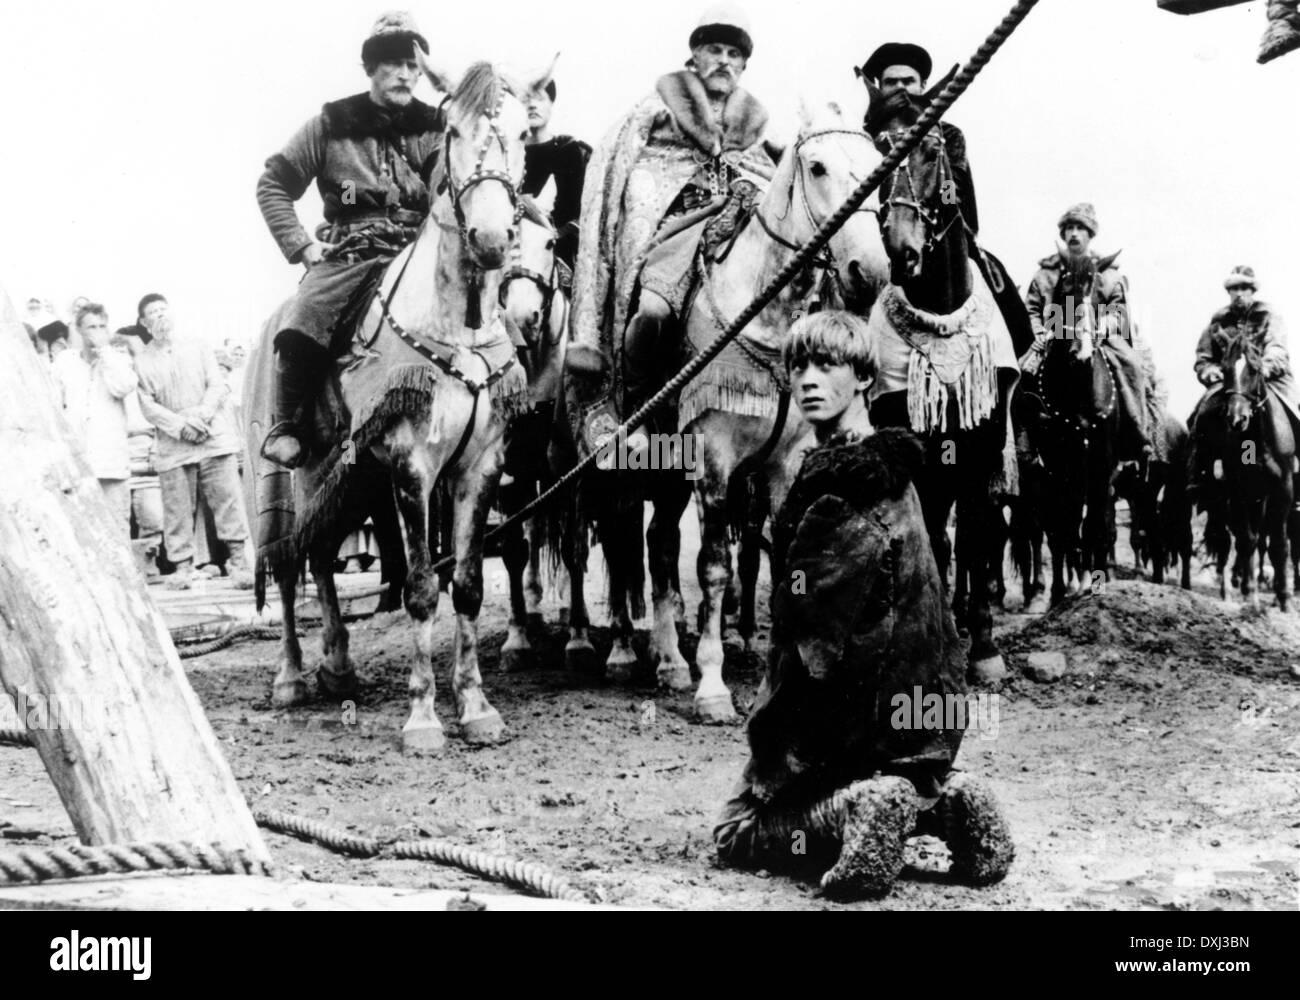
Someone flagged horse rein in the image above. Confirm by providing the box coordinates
[754,128,880,304]
[877,126,963,253]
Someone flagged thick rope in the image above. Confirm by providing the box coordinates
[429,0,1043,574]
[176,624,295,659]
[0,841,274,885]
[254,808,588,903]
[0,729,34,748]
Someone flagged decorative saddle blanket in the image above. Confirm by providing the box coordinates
[866,261,1019,435]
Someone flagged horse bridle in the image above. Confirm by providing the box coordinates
[498,242,559,343]
[754,128,880,300]
[877,126,964,252]
[441,91,525,239]
[1224,340,1268,414]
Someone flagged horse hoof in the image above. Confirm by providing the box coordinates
[402,723,447,755]
[317,668,359,701]
[461,711,506,746]
[656,662,693,692]
[1025,593,1050,616]
[271,679,309,708]
[565,640,600,674]
[695,693,737,724]
[499,647,533,674]
[969,655,1007,685]
[606,648,639,684]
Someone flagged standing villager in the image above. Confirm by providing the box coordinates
[1187,266,1300,491]
[50,303,138,536]
[521,75,591,274]
[131,294,252,590]
[256,10,445,468]
[565,2,776,454]
[1021,202,1152,461]
[713,311,1014,898]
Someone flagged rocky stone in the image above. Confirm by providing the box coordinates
[1025,651,1069,683]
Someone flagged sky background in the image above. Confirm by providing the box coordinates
[1,0,1296,416]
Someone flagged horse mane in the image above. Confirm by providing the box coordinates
[449,61,518,122]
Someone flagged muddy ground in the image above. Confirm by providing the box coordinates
[3,506,1299,910]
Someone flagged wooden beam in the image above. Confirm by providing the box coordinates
[1157,0,1254,15]
[0,283,269,863]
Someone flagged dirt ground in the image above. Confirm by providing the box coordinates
[3,505,1299,910]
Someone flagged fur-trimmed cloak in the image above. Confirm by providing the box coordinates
[738,428,968,808]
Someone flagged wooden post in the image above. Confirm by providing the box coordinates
[1157,0,1253,15]
[0,284,269,863]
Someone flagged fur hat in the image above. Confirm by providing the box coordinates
[858,42,933,84]
[689,3,753,59]
[361,10,429,67]
[1057,202,1098,237]
[36,320,69,344]
[1225,265,1257,290]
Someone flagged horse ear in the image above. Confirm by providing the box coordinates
[416,46,456,98]
[528,51,561,98]
[923,64,960,105]
[1099,250,1122,272]
[864,78,883,107]
[796,95,814,130]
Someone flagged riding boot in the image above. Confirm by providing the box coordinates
[1260,0,1300,64]
[617,303,677,462]
[261,338,328,469]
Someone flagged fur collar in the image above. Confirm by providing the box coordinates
[322,93,444,140]
[654,70,768,156]
[1213,300,1271,324]
[790,428,924,515]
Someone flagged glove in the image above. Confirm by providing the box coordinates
[1199,364,1223,387]
[1019,347,1043,377]
[1264,357,1289,380]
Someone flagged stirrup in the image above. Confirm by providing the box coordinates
[260,420,306,469]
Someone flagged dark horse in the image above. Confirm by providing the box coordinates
[866,90,1023,681]
[1035,250,1126,605]
[1196,336,1295,609]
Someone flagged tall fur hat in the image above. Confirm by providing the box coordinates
[689,3,753,58]
[1058,202,1098,237]
[361,10,429,67]
[857,42,933,84]
[1224,265,1257,290]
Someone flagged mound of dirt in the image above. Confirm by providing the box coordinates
[1000,581,1300,683]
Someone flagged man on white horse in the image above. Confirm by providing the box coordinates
[256,11,444,468]
[565,2,776,454]
[1021,202,1152,463]
[1187,266,1300,494]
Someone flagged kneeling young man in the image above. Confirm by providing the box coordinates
[713,311,1013,898]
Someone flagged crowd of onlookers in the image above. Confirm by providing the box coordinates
[25,294,253,590]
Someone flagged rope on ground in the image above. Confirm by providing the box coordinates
[0,729,34,748]
[254,808,588,903]
[0,841,275,885]
[428,0,1044,575]
[176,624,296,659]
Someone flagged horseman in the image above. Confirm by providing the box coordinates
[256,11,445,468]
[857,43,977,239]
[565,2,776,453]
[1021,202,1153,462]
[857,42,1032,360]
[1187,266,1300,493]
[522,76,591,275]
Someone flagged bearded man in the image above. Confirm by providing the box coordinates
[256,11,444,468]
[565,3,776,453]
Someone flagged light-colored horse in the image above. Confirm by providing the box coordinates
[599,99,891,722]
[496,202,598,673]
[248,59,551,753]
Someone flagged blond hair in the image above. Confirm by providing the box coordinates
[782,310,875,382]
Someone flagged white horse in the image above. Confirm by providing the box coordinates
[595,98,891,721]
[247,58,554,753]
